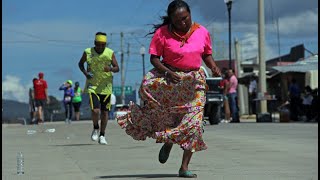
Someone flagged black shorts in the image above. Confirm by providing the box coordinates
[35,99,46,107]
[89,93,111,111]
[72,102,82,112]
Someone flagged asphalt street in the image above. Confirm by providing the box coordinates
[2,120,318,180]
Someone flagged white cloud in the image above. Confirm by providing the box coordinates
[2,75,31,103]
[208,22,277,60]
[276,9,318,37]
[239,33,277,60]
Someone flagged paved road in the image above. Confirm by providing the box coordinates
[2,120,318,180]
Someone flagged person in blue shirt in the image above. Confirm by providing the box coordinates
[59,80,74,124]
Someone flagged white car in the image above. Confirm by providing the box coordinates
[114,104,130,118]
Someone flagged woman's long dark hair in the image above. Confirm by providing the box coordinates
[146,0,191,36]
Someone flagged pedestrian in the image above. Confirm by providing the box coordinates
[29,77,38,124]
[302,85,313,121]
[59,80,74,124]
[72,81,83,121]
[248,75,257,115]
[78,32,120,145]
[227,69,240,123]
[288,78,301,121]
[311,88,318,122]
[33,72,50,123]
[108,93,116,120]
[219,70,231,123]
[117,0,221,177]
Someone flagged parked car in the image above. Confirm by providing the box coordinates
[201,67,224,125]
[114,104,130,118]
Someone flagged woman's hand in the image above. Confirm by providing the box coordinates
[166,71,182,84]
[211,66,221,77]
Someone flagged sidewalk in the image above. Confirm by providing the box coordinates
[2,120,318,180]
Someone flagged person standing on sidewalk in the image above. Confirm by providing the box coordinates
[59,80,74,124]
[108,93,116,120]
[33,72,50,123]
[227,69,240,123]
[288,78,301,121]
[29,77,38,124]
[72,81,83,121]
[78,32,120,145]
[219,70,231,123]
[117,0,221,177]
[248,76,257,115]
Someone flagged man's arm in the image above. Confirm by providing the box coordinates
[78,52,92,79]
[45,88,50,104]
[104,53,120,73]
[31,89,35,100]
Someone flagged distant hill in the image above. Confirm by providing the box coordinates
[2,99,29,124]
[2,94,94,124]
[2,91,137,124]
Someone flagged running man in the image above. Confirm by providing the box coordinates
[78,32,120,145]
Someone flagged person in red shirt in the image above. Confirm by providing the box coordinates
[33,72,50,123]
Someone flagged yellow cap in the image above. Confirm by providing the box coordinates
[66,80,73,85]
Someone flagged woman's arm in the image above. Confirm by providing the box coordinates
[59,84,65,90]
[150,55,181,84]
[202,54,221,77]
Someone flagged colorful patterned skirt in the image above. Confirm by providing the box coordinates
[117,68,208,152]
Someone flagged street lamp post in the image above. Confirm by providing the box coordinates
[140,45,146,77]
[224,0,233,69]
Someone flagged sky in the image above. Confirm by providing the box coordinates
[2,0,318,103]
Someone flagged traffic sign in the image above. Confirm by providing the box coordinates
[113,86,133,96]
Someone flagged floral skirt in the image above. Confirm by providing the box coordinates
[117,68,208,152]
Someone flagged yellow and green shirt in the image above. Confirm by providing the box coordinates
[84,47,113,95]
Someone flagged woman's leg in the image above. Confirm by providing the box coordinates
[180,150,193,171]
[75,112,80,120]
[73,102,81,120]
[64,103,68,119]
[224,99,231,121]
[68,102,73,120]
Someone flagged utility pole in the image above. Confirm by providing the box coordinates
[276,18,281,63]
[234,38,246,115]
[120,32,125,104]
[258,0,267,113]
[226,0,233,69]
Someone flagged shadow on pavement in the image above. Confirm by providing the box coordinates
[50,143,95,146]
[94,174,178,179]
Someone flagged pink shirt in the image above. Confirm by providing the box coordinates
[149,25,212,70]
[228,75,238,94]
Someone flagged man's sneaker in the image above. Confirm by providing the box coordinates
[91,129,99,141]
[98,135,108,145]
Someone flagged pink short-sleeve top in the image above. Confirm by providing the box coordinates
[149,24,213,70]
[228,75,238,94]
